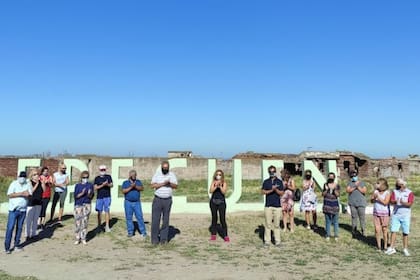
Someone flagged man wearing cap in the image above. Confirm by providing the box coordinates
[4,171,32,254]
[386,179,415,256]
[151,160,178,245]
[94,165,113,233]
[346,170,367,238]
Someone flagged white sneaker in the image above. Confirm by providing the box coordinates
[334,237,338,242]
[105,226,111,233]
[74,240,80,245]
[403,248,410,257]
[385,247,396,255]
[14,247,23,252]
[82,240,87,245]
[325,237,330,241]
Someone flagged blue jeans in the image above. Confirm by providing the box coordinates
[4,210,27,251]
[124,200,146,236]
[325,212,339,237]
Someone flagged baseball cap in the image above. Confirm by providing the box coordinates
[99,165,107,171]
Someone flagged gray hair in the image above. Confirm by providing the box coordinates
[129,169,137,175]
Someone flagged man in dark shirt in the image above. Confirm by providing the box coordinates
[94,165,113,233]
[261,165,284,247]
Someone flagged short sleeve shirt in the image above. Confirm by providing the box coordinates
[94,174,113,199]
[262,177,284,207]
[122,179,143,202]
[348,181,367,207]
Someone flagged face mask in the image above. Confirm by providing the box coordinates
[396,184,401,190]
[305,175,311,180]
[18,177,26,184]
[327,178,334,184]
[100,171,106,176]
[269,172,276,178]
[352,176,358,182]
[82,178,88,184]
[62,171,66,174]
[162,168,169,175]
[216,175,222,180]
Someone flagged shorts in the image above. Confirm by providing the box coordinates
[373,215,390,228]
[96,197,111,213]
[390,215,410,234]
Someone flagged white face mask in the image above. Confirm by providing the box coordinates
[18,177,26,184]
[216,175,222,180]
[82,178,88,184]
[100,171,106,176]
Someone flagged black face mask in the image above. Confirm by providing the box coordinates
[162,168,169,175]
[327,178,334,184]
[396,184,401,190]
[305,175,311,180]
[269,172,276,177]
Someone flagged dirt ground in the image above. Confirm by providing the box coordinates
[0,212,419,280]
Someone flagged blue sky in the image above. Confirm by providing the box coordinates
[0,0,419,159]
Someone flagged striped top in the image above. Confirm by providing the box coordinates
[322,183,340,214]
[373,190,390,217]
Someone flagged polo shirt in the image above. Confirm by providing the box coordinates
[262,177,284,207]
[151,171,178,199]
[7,179,32,211]
[122,179,143,202]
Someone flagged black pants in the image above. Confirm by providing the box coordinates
[151,197,172,245]
[40,198,50,218]
[210,200,227,237]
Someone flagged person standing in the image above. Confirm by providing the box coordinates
[151,161,178,245]
[385,179,415,256]
[51,163,69,223]
[73,171,94,245]
[26,170,43,240]
[300,170,318,230]
[4,171,32,254]
[346,170,367,237]
[122,170,147,238]
[39,167,53,229]
[209,169,229,242]
[322,172,340,241]
[94,165,113,233]
[261,166,284,247]
[280,170,296,233]
[371,178,391,252]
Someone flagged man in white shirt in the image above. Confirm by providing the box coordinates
[151,161,178,245]
[4,171,32,254]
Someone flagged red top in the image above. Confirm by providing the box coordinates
[40,175,53,199]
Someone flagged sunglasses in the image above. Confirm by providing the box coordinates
[100,169,106,172]
[82,177,89,179]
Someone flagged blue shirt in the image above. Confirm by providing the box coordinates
[122,179,143,202]
[94,175,113,199]
[74,182,94,206]
[262,177,284,207]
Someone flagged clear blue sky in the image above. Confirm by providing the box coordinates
[1,0,419,159]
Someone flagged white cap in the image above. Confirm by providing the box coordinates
[99,165,107,170]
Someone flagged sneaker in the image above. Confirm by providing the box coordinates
[74,240,80,245]
[325,237,330,241]
[334,237,339,242]
[105,226,111,233]
[224,236,230,243]
[127,234,134,238]
[82,240,87,245]
[5,250,11,254]
[306,225,311,230]
[14,247,23,252]
[403,248,410,257]
[385,247,396,255]
[209,235,217,241]
[263,243,270,248]
[275,243,281,248]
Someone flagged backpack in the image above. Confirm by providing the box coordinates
[293,188,301,202]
